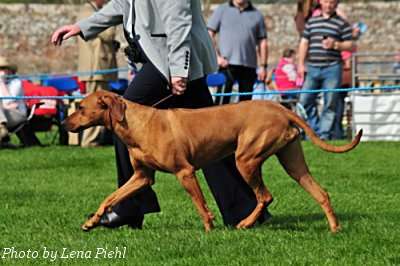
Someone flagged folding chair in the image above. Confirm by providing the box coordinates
[42,76,79,94]
[109,78,129,95]
[42,77,81,145]
[22,80,66,145]
[206,72,226,105]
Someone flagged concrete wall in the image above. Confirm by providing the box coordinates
[0,2,399,75]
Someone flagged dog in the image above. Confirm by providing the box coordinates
[64,90,362,233]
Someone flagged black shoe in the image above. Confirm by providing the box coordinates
[0,140,19,149]
[95,211,144,229]
[257,208,273,225]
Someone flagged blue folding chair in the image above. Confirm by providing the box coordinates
[207,72,227,105]
[109,79,129,95]
[42,77,79,94]
[206,72,226,87]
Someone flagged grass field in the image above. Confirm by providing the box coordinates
[0,140,399,265]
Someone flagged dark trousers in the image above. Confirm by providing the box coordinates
[112,62,259,226]
[215,65,257,105]
[16,124,41,147]
[332,92,347,140]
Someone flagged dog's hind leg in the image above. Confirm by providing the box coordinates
[175,167,215,232]
[276,137,340,233]
[234,160,273,229]
[234,132,285,229]
[234,131,282,229]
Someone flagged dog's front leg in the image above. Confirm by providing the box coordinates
[82,171,152,231]
[176,169,215,232]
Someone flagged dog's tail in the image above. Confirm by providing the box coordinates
[285,108,362,153]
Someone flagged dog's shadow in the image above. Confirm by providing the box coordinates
[258,212,371,232]
[143,212,371,232]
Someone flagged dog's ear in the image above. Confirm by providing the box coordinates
[97,96,108,110]
[97,94,126,122]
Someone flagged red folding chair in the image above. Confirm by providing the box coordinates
[22,80,66,144]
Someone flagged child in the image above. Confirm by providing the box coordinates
[274,49,299,100]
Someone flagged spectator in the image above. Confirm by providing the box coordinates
[332,27,361,140]
[295,0,352,37]
[275,48,299,101]
[393,52,400,80]
[298,0,354,140]
[331,49,354,140]
[208,0,268,105]
[0,56,27,145]
[331,7,362,140]
[294,0,317,37]
[51,0,270,230]
[78,0,119,147]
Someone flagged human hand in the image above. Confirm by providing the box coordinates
[322,37,336,50]
[352,27,361,39]
[0,70,6,82]
[217,56,229,68]
[171,76,188,95]
[257,67,267,82]
[51,24,81,46]
[297,63,306,81]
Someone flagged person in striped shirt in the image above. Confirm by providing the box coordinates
[297,0,353,140]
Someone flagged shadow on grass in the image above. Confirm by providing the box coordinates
[142,211,374,232]
[258,212,372,232]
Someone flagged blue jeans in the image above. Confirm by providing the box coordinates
[299,63,342,140]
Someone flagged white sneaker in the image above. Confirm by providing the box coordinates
[0,123,9,141]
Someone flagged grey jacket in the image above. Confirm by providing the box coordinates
[77,0,217,81]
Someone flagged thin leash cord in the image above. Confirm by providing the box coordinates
[151,84,175,107]
[151,94,174,107]
[109,92,173,133]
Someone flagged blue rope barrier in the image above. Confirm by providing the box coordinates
[1,85,400,100]
[212,85,400,97]
[0,95,84,100]
[4,67,130,80]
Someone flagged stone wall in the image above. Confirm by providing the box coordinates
[0,2,399,75]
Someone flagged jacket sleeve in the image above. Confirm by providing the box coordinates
[153,0,192,78]
[76,0,124,41]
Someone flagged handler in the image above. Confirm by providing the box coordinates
[51,0,271,229]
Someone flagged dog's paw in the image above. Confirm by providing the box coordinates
[330,224,341,234]
[81,217,98,232]
[236,218,256,229]
[204,221,214,232]
[81,223,92,232]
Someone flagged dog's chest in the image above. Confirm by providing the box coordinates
[131,147,171,172]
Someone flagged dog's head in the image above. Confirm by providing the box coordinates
[63,91,126,132]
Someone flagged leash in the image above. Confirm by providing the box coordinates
[151,94,174,107]
[109,90,173,132]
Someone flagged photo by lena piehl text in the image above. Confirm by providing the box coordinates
[1,246,127,261]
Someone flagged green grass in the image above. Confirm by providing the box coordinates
[0,141,399,265]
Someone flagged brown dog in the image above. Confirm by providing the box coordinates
[64,90,362,233]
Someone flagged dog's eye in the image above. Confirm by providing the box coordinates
[78,105,84,111]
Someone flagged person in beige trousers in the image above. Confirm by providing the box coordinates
[77,0,118,147]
